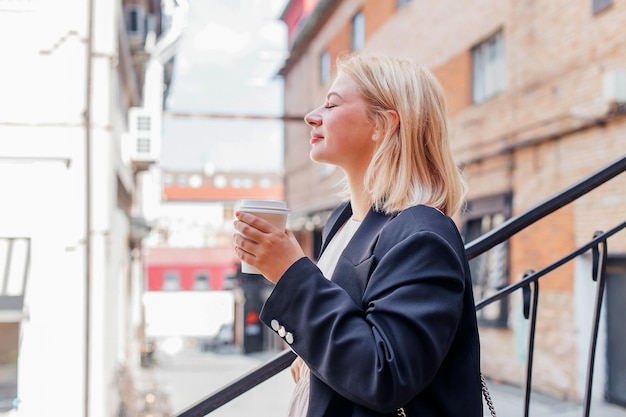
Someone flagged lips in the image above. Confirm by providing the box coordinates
[310,133,324,144]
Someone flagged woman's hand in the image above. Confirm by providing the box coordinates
[233,211,306,283]
[290,356,306,383]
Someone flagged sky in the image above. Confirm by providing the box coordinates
[161,0,290,174]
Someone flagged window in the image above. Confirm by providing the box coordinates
[193,272,211,290]
[462,194,511,327]
[592,0,612,13]
[472,31,505,104]
[231,177,253,188]
[213,175,227,188]
[189,174,202,188]
[320,50,331,85]
[176,174,188,187]
[352,11,365,50]
[259,177,272,188]
[162,271,180,291]
[163,173,174,186]
[125,5,146,38]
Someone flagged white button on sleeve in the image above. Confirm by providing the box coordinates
[271,319,280,331]
[285,332,294,344]
[278,326,286,338]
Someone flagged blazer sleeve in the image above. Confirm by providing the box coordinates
[259,216,468,414]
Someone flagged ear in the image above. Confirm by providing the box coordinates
[385,110,400,132]
[372,110,399,141]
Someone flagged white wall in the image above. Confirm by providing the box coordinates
[0,160,86,416]
[0,0,142,415]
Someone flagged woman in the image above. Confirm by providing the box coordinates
[233,53,483,417]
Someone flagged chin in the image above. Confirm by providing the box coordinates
[309,150,325,164]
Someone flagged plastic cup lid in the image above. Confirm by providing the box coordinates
[239,199,290,213]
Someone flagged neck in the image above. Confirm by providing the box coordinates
[346,174,370,221]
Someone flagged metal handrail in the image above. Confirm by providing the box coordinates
[175,154,626,417]
[465,154,626,259]
[474,221,626,310]
[474,223,625,417]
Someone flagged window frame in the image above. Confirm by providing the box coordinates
[193,271,212,290]
[592,0,612,14]
[351,11,365,50]
[320,50,331,85]
[125,5,146,38]
[471,31,506,104]
[162,270,181,291]
[462,193,512,328]
[397,0,411,8]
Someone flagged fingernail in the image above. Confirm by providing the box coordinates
[235,211,240,216]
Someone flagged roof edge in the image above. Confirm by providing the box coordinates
[278,0,341,77]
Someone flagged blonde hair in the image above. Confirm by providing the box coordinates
[336,53,467,216]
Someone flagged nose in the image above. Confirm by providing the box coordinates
[304,109,321,127]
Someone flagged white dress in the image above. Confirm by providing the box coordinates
[287,217,362,417]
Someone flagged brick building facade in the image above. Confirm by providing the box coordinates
[278,0,626,406]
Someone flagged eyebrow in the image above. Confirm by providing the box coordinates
[326,92,343,101]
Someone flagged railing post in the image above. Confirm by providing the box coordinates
[521,270,539,417]
[582,231,608,417]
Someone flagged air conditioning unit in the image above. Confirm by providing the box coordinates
[127,107,161,168]
[602,70,626,106]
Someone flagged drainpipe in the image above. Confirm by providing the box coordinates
[84,0,94,415]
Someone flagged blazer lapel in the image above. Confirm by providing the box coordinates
[320,201,352,255]
[330,207,395,305]
[340,208,391,265]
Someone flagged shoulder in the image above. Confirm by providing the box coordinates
[377,205,465,252]
[388,205,457,234]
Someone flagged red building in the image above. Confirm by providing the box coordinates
[161,170,284,202]
[145,246,238,291]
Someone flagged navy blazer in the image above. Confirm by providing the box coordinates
[260,202,483,417]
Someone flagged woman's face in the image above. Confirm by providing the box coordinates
[304,72,376,173]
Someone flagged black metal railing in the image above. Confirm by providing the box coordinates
[175,154,626,417]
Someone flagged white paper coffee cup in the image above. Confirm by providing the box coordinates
[238,199,290,274]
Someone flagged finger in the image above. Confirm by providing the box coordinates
[233,220,261,242]
[234,244,255,266]
[236,211,278,233]
[233,232,254,249]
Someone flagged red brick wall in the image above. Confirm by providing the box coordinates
[362,0,396,37]
[432,50,473,117]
